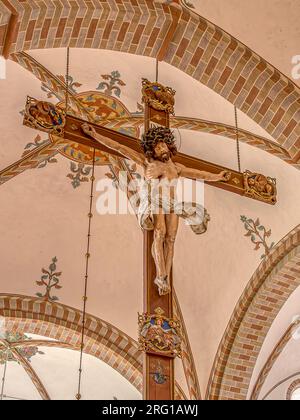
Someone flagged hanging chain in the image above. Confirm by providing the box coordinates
[65,47,70,115]
[234,106,242,173]
[0,349,9,401]
[76,148,96,401]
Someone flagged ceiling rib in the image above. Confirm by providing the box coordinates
[157,6,181,61]
[10,52,294,169]
[0,339,50,400]
[1,0,19,59]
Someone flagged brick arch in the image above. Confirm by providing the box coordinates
[0,0,299,167]
[287,379,300,400]
[9,51,294,170]
[250,320,300,400]
[0,294,187,399]
[0,294,143,391]
[207,225,300,400]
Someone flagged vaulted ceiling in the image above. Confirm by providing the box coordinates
[0,0,299,400]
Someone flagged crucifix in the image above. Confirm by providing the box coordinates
[20,78,277,400]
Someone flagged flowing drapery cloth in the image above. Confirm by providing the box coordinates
[138,180,210,235]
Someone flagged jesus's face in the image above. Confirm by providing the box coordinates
[154,141,171,162]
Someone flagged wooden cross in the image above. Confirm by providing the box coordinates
[22,96,277,205]
[19,80,277,401]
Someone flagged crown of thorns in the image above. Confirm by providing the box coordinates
[141,126,177,158]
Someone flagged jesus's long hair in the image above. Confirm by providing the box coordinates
[141,126,177,159]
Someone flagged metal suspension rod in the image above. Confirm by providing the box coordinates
[0,349,9,401]
[76,148,96,401]
[234,106,242,173]
[65,47,70,115]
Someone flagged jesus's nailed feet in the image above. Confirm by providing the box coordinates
[154,276,171,296]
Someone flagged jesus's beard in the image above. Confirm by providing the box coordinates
[157,152,171,163]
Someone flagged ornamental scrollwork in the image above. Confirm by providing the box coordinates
[244,170,277,205]
[23,96,66,136]
[142,79,176,115]
[138,307,182,358]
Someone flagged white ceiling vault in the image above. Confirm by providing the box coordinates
[0,0,299,400]
[0,333,140,400]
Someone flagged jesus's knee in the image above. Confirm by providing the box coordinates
[166,234,176,245]
[154,227,166,243]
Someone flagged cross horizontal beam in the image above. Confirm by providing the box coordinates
[22,97,276,205]
[65,115,246,197]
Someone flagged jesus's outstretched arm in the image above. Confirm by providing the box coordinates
[82,123,146,167]
[176,163,231,183]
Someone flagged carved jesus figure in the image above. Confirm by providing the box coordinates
[82,123,231,296]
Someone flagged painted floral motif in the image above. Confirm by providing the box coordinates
[37,155,58,169]
[22,70,139,183]
[96,71,126,97]
[42,75,82,99]
[58,75,82,93]
[55,91,138,165]
[241,215,275,259]
[22,135,58,169]
[67,162,92,189]
[36,257,62,301]
[0,332,44,365]
[105,168,119,189]
[41,84,60,101]
[134,102,144,115]
[22,134,48,156]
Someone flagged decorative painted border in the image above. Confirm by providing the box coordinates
[11,52,296,170]
[250,320,300,399]
[0,294,187,400]
[0,139,68,186]
[0,0,298,165]
[287,379,300,400]
[173,291,201,400]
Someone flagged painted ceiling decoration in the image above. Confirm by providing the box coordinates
[0,295,187,400]
[21,135,58,170]
[10,52,296,170]
[21,64,137,168]
[240,216,274,259]
[67,162,92,189]
[0,0,299,401]
[286,379,300,401]
[0,0,299,166]
[250,319,300,400]
[0,332,44,365]
[35,257,63,302]
[0,138,68,186]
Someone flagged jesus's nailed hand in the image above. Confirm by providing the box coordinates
[219,170,232,182]
[82,123,96,137]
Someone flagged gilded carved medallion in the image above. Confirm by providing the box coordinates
[142,79,176,115]
[138,307,182,358]
[23,97,66,136]
[244,170,277,205]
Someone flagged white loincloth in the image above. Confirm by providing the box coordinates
[137,180,210,235]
